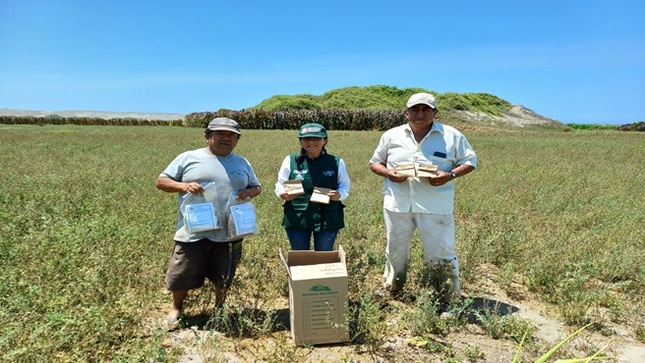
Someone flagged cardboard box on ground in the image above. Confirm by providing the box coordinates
[279,246,349,346]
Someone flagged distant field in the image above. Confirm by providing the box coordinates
[0,109,185,120]
[1,124,643,362]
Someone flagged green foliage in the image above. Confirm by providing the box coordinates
[347,292,388,352]
[439,92,511,115]
[407,290,450,336]
[254,85,431,111]
[181,86,523,131]
[474,309,536,342]
[318,85,425,110]
[636,323,645,343]
[1,125,642,362]
[566,123,618,131]
[567,122,645,131]
[254,94,321,111]
[252,85,511,115]
[464,345,486,362]
[512,324,608,363]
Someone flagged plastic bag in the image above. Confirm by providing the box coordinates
[179,182,219,233]
[224,192,258,239]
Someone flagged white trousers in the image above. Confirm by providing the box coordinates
[383,209,461,298]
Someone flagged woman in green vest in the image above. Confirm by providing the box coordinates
[275,123,351,250]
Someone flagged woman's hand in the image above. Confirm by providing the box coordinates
[328,190,341,201]
[280,192,297,201]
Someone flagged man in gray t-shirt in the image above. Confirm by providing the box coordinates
[156,117,262,327]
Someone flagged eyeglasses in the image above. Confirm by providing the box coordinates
[408,107,435,114]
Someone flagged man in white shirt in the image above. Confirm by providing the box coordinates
[369,93,477,304]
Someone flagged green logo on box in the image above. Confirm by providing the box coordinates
[310,284,332,292]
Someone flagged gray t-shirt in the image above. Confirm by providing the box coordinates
[159,148,261,242]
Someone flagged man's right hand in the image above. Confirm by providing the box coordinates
[183,182,204,194]
[387,170,408,183]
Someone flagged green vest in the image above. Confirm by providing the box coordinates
[282,153,345,231]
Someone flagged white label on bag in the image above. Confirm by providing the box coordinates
[229,203,257,236]
[184,202,217,233]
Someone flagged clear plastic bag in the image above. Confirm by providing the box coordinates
[180,182,220,233]
[224,192,258,239]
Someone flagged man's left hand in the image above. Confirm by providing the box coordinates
[238,186,260,200]
[428,171,451,187]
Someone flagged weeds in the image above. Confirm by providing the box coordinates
[464,345,486,362]
[348,292,387,352]
[408,290,449,336]
[0,125,642,362]
[512,323,608,363]
[474,308,537,342]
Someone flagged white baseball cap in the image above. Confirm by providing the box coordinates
[406,93,437,109]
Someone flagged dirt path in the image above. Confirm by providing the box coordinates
[161,264,645,362]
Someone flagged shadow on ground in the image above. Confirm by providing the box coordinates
[461,297,519,323]
[176,308,290,337]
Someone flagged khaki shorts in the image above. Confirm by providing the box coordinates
[165,239,243,291]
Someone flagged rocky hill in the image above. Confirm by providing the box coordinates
[458,104,562,127]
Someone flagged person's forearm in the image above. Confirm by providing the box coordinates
[370,163,389,177]
[156,176,187,193]
[450,165,475,178]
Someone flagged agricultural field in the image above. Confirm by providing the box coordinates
[0,124,643,362]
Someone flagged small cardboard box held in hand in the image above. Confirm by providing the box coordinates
[279,246,349,346]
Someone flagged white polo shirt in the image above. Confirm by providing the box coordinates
[369,122,477,214]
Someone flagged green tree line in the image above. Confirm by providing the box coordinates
[2,85,642,130]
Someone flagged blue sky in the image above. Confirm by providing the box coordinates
[1,1,643,124]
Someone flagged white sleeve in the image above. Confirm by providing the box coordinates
[274,155,292,197]
[369,133,388,165]
[337,158,350,201]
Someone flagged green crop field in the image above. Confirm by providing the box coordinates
[1,124,643,362]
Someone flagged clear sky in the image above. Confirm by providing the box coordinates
[1,0,643,124]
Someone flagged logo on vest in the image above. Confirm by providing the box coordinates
[293,170,308,179]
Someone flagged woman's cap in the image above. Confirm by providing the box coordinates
[406,93,437,109]
[298,123,327,138]
[205,117,241,134]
